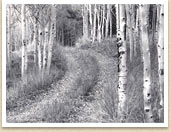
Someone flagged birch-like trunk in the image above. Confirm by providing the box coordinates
[139,4,154,123]
[126,5,133,62]
[38,25,42,71]
[101,4,105,39]
[47,6,56,72]
[43,23,49,70]
[82,5,89,40]
[110,5,112,38]
[134,5,139,57]
[7,5,11,69]
[33,11,38,65]
[105,4,110,37]
[88,4,93,37]
[97,5,102,42]
[157,4,164,123]
[21,4,27,78]
[92,4,97,42]
[117,4,127,123]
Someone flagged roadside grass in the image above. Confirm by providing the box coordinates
[40,51,100,123]
[6,45,67,112]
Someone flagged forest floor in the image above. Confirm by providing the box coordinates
[7,44,119,123]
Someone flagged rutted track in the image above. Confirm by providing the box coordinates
[7,47,118,123]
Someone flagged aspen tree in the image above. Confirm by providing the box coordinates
[105,4,110,37]
[110,5,112,38]
[21,4,27,78]
[117,4,128,123]
[101,4,105,39]
[92,4,97,42]
[134,5,139,57]
[33,9,39,65]
[97,5,102,42]
[157,4,164,122]
[126,5,133,61]
[88,4,93,37]
[7,5,11,69]
[139,4,154,123]
[47,5,56,71]
[43,23,49,70]
[82,5,89,40]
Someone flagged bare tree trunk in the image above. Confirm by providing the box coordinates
[105,4,110,37]
[38,24,43,71]
[126,5,133,62]
[21,4,27,78]
[134,5,139,57]
[117,4,127,123]
[157,4,164,123]
[7,5,11,69]
[152,5,157,45]
[92,4,97,42]
[47,6,56,72]
[88,4,93,37]
[101,4,105,39]
[43,23,49,70]
[110,5,112,38]
[33,11,38,65]
[97,5,102,42]
[139,4,154,123]
[82,5,89,40]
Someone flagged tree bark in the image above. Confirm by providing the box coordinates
[43,23,49,70]
[7,5,12,69]
[105,4,110,37]
[92,4,97,42]
[82,5,89,40]
[157,4,164,123]
[110,5,112,38]
[139,4,154,123]
[47,5,56,72]
[126,5,133,62]
[21,4,27,78]
[117,4,127,123]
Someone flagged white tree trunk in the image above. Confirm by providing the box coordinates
[82,5,89,40]
[33,12,38,65]
[117,4,127,123]
[92,4,97,42]
[21,4,27,78]
[126,5,133,62]
[38,25,42,71]
[7,5,11,69]
[43,23,49,70]
[47,6,56,72]
[139,4,154,123]
[157,4,164,123]
[105,4,110,37]
[110,5,112,38]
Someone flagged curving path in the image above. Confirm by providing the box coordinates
[7,47,118,123]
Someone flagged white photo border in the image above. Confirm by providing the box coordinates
[2,0,168,127]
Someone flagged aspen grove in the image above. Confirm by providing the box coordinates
[6,4,165,123]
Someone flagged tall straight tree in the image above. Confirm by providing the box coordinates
[157,4,164,122]
[21,4,27,78]
[110,5,112,38]
[47,5,56,72]
[92,4,97,42]
[7,5,12,69]
[126,5,133,62]
[82,5,89,40]
[33,8,39,65]
[105,4,110,37]
[139,4,154,123]
[117,4,127,123]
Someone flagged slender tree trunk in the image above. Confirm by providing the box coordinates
[92,4,97,42]
[38,24,43,71]
[82,5,89,40]
[105,4,110,37]
[117,4,127,123]
[126,5,133,62]
[7,5,11,69]
[43,23,49,70]
[21,4,27,78]
[47,6,56,72]
[157,4,164,123]
[101,4,105,39]
[97,5,102,42]
[110,5,112,38]
[139,4,154,123]
[88,4,93,37]
[134,5,139,57]
[152,5,157,45]
[33,12,38,65]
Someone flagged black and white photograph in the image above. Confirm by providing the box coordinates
[2,0,168,127]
